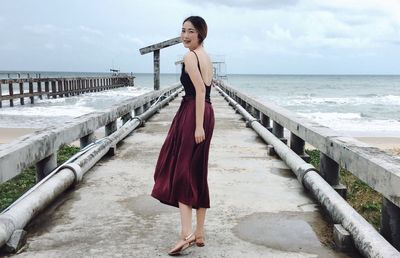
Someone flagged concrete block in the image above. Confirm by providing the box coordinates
[107,145,117,156]
[333,184,347,199]
[4,229,27,253]
[279,137,288,145]
[267,145,276,156]
[333,224,353,251]
[300,154,310,163]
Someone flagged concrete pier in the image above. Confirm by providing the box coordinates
[10,91,353,257]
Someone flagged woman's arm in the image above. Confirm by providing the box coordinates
[184,52,206,144]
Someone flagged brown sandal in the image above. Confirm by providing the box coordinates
[168,232,195,256]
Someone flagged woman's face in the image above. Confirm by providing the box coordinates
[181,21,199,50]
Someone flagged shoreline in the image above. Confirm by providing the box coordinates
[1,127,399,154]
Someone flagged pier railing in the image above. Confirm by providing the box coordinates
[0,83,182,183]
[0,74,135,108]
[216,80,400,251]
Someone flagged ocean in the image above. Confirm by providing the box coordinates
[0,72,399,137]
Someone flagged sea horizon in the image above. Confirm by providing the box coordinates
[1,70,399,77]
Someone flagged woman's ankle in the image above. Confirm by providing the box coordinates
[195,228,204,236]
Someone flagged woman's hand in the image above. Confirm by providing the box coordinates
[195,127,205,144]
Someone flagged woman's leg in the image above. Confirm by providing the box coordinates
[169,202,194,254]
[179,202,193,237]
[195,208,206,246]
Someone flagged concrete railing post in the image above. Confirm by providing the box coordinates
[253,108,260,120]
[381,197,400,251]
[260,113,272,131]
[143,102,150,112]
[135,106,144,116]
[35,153,57,181]
[290,133,310,162]
[122,112,132,125]
[272,121,287,144]
[105,121,117,136]
[105,121,118,156]
[80,132,96,149]
[320,153,347,198]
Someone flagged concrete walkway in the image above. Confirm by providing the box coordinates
[11,90,354,257]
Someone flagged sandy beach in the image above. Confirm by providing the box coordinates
[1,127,399,155]
[0,127,105,147]
[0,128,36,144]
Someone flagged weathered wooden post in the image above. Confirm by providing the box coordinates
[19,81,24,105]
[29,80,34,104]
[153,50,160,89]
[51,80,57,99]
[37,81,43,100]
[140,37,182,90]
[0,82,2,108]
[45,80,50,98]
[8,81,14,107]
[57,80,63,97]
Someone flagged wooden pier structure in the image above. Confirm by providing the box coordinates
[0,74,134,108]
[0,38,400,257]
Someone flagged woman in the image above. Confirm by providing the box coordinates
[151,16,215,255]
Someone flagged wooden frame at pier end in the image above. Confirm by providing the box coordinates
[139,37,182,90]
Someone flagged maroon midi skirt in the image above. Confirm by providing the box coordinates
[151,96,215,209]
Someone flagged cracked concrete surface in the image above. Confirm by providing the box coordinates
[8,89,356,257]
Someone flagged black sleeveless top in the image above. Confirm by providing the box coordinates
[180,51,211,102]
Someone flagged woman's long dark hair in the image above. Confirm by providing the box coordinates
[183,16,208,44]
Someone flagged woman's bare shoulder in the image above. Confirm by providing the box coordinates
[183,52,197,70]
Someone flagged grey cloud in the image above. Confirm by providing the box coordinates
[188,0,299,9]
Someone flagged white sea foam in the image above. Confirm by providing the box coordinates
[283,95,400,106]
[299,112,400,137]
[0,86,151,128]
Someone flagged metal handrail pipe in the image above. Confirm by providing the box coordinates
[0,87,182,248]
[215,86,400,258]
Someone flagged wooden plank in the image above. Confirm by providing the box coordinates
[139,37,181,55]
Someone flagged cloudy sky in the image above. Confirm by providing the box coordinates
[1,0,399,74]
